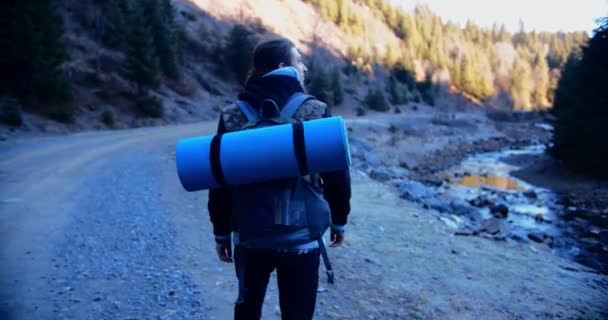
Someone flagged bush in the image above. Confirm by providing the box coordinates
[224,24,258,84]
[101,110,115,127]
[135,95,164,118]
[390,63,416,90]
[364,87,390,112]
[307,68,333,106]
[48,104,74,123]
[330,67,344,106]
[0,97,24,127]
[356,107,366,116]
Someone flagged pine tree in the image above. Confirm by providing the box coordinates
[143,0,181,78]
[459,53,476,95]
[225,24,257,84]
[3,0,71,110]
[551,19,608,177]
[102,0,127,49]
[510,58,533,110]
[388,75,407,104]
[124,5,160,93]
[330,67,344,106]
[364,87,390,112]
[308,68,333,107]
[532,52,550,107]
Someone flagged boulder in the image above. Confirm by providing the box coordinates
[424,197,450,213]
[455,227,477,236]
[449,199,477,216]
[399,180,434,201]
[363,151,382,167]
[479,218,501,235]
[440,215,464,229]
[390,167,410,178]
[490,204,509,219]
[468,196,495,208]
[369,168,392,182]
[527,232,547,243]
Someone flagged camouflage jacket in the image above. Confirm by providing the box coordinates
[219,98,329,132]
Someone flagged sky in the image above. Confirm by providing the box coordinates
[390,0,608,34]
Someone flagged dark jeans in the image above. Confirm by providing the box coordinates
[234,246,320,320]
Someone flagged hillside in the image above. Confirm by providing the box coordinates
[0,0,587,135]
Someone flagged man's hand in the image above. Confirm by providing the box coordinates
[330,229,345,247]
[216,241,233,263]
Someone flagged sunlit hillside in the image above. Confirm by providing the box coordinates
[0,0,588,129]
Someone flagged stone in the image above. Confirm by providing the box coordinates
[391,167,410,178]
[491,204,509,219]
[399,180,433,201]
[480,218,501,235]
[369,168,392,182]
[440,216,460,229]
[469,196,495,208]
[527,232,547,243]
[425,197,450,213]
[510,234,528,243]
[455,228,476,236]
[363,152,382,167]
[450,199,477,216]
[523,190,538,199]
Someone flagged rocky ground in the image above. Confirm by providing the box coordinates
[347,104,607,275]
[1,108,607,319]
[510,153,608,273]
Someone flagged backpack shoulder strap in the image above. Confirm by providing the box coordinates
[280,92,315,119]
[235,100,259,122]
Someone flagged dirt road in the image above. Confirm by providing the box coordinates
[1,121,606,319]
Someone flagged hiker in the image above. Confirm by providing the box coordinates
[207,36,352,320]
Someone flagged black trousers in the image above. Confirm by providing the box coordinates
[234,246,320,320]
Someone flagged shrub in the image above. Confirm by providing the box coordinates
[0,97,24,127]
[356,106,366,116]
[364,87,390,112]
[307,68,333,106]
[224,24,258,84]
[330,67,344,106]
[48,104,74,123]
[101,110,115,127]
[135,95,164,118]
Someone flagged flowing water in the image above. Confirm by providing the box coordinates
[438,145,588,263]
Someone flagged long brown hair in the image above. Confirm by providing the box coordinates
[246,36,295,86]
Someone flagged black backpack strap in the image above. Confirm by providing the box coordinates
[210,133,227,187]
[318,239,335,284]
[292,122,309,176]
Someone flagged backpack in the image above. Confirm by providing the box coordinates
[231,92,331,249]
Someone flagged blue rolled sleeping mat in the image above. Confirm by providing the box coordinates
[176,116,351,191]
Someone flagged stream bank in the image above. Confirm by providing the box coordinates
[347,107,607,274]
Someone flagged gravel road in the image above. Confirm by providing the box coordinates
[1,121,606,320]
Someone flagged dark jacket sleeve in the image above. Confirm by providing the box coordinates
[207,115,232,238]
[320,109,352,227]
[321,170,351,226]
